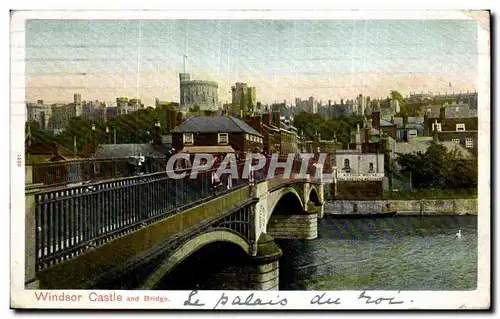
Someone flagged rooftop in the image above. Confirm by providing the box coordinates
[172,116,263,137]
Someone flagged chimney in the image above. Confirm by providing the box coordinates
[74,93,82,105]
[248,116,262,133]
[272,110,280,128]
[51,142,59,156]
[364,127,370,144]
[263,113,271,126]
[424,113,429,135]
[439,106,446,123]
[372,110,381,130]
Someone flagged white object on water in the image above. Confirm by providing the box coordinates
[456,229,462,239]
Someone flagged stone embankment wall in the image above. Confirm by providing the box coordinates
[324,198,478,216]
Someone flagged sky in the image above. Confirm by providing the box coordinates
[24,19,479,106]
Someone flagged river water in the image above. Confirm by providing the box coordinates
[277,214,477,291]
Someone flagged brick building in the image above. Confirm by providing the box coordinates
[171,115,263,157]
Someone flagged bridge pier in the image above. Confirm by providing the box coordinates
[205,233,282,290]
[317,184,325,219]
[266,202,319,240]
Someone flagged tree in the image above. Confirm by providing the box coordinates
[54,117,99,152]
[25,121,55,145]
[396,142,477,189]
[390,90,407,115]
[293,111,362,144]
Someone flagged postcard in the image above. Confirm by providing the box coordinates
[10,9,490,310]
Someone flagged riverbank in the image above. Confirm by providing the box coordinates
[324,198,478,216]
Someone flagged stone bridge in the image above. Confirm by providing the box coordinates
[26,166,325,291]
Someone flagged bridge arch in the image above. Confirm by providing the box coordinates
[308,186,321,206]
[140,229,251,290]
[267,187,304,222]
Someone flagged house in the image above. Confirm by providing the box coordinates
[421,102,475,119]
[25,131,82,164]
[392,136,474,190]
[395,136,473,159]
[92,143,170,175]
[423,115,478,156]
[331,118,386,199]
[384,116,425,140]
[25,129,86,185]
[378,118,398,140]
[92,143,168,159]
[332,148,385,199]
[171,115,264,157]
[161,134,173,150]
[245,112,302,155]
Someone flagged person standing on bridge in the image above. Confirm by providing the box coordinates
[211,154,223,195]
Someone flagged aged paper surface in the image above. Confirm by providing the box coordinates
[10,10,490,309]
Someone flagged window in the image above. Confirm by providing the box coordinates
[369,163,374,173]
[466,138,474,148]
[343,159,350,169]
[456,123,465,131]
[452,138,460,144]
[432,123,442,132]
[218,133,228,144]
[245,134,249,141]
[183,133,193,145]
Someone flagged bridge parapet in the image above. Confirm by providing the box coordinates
[27,157,327,289]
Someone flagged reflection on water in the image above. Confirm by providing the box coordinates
[277,215,477,290]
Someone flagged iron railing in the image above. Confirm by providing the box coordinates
[30,158,168,187]
[34,156,310,270]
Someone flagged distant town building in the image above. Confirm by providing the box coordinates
[408,91,478,110]
[116,97,143,115]
[245,112,302,156]
[354,94,368,116]
[295,96,318,114]
[433,92,478,110]
[390,99,400,114]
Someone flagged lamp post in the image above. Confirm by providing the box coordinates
[153,120,161,145]
[106,126,117,144]
[106,126,111,144]
[91,123,96,144]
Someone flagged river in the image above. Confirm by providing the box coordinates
[277,214,477,291]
